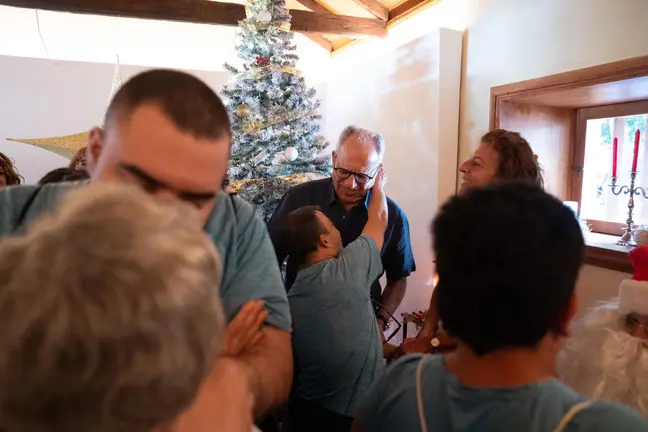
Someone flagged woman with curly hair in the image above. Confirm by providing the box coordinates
[69,146,87,171]
[0,152,23,188]
[394,129,543,358]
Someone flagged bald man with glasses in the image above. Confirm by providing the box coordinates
[268,126,415,337]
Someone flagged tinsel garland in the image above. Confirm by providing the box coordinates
[230,172,324,221]
[252,21,291,31]
[245,64,301,80]
[243,110,319,134]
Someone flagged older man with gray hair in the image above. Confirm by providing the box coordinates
[268,126,415,337]
[0,184,256,432]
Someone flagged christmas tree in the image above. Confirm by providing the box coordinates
[222,0,331,220]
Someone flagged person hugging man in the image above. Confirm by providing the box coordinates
[279,167,388,432]
[0,184,257,432]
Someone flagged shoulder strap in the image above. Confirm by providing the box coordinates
[13,186,42,234]
[415,356,429,432]
[552,401,594,432]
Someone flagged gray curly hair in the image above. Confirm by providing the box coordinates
[0,184,225,432]
[336,125,385,157]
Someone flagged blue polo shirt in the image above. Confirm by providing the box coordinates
[289,234,384,417]
[267,178,416,303]
[0,182,291,332]
[357,354,648,432]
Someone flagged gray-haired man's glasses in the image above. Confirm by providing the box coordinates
[333,167,378,185]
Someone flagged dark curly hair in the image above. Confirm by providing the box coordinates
[481,129,544,189]
[69,147,87,171]
[0,152,24,186]
[433,182,584,356]
[38,167,90,186]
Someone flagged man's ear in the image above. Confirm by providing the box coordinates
[86,126,105,175]
[319,234,330,248]
[331,150,337,165]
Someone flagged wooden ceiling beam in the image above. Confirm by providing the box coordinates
[301,33,333,52]
[351,0,388,21]
[289,9,384,37]
[387,0,439,25]
[295,0,354,52]
[0,0,387,37]
[296,0,335,15]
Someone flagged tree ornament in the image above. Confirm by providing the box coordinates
[236,104,251,118]
[272,152,286,166]
[284,147,299,161]
[256,56,270,67]
[252,150,268,165]
[256,10,272,23]
[221,0,331,219]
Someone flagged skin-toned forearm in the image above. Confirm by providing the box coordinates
[363,169,388,250]
[377,278,407,317]
[238,327,293,419]
[418,287,439,338]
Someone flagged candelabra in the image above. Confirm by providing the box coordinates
[609,171,648,246]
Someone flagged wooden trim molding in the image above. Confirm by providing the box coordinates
[584,245,633,273]
[489,56,648,273]
[491,56,648,100]
[584,233,633,273]
[490,55,648,130]
[571,101,648,235]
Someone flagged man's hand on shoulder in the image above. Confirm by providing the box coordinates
[220,300,268,357]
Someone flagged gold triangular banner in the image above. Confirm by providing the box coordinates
[6,132,89,153]
[5,57,122,156]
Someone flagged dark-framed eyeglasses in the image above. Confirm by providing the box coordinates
[333,167,377,185]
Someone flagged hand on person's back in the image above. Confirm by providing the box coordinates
[220,300,268,357]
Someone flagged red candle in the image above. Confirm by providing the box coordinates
[632,129,641,172]
[612,137,618,178]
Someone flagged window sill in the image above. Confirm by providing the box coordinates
[584,232,633,273]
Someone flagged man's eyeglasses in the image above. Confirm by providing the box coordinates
[333,167,378,185]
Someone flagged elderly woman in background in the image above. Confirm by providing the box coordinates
[396,129,543,357]
[0,184,257,432]
[0,152,23,188]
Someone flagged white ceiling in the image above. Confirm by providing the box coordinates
[0,5,331,79]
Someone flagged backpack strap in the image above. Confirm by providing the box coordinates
[415,356,429,432]
[552,401,594,432]
[13,186,42,234]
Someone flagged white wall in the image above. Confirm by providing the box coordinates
[325,28,462,341]
[459,0,648,311]
[0,56,229,183]
[325,0,648,322]
[0,55,327,184]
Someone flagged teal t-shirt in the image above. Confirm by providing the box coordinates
[0,182,291,332]
[288,234,384,417]
[357,354,648,432]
